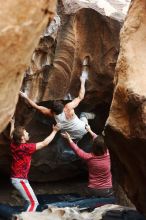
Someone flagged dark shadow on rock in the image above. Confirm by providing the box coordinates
[102,208,146,220]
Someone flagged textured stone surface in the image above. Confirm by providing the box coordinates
[15,205,144,220]
[0,4,121,182]
[0,0,145,216]
[23,8,121,108]
[62,0,131,21]
[3,0,146,215]
[105,0,146,215]
[0,0,57,133]
[0,2,121,181]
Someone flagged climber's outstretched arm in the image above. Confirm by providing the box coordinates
[65,78,86,110]
[19,91,52,116]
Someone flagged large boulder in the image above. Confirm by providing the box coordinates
[105,0,146,215]
[0,0,57,133]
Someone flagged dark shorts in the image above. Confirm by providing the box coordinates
[85,187,114,198]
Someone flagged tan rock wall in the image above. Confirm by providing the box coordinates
[23,8,121,110]
[105,0,146,215]
[0,0,57,132]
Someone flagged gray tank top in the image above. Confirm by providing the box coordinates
[54,111,87,140]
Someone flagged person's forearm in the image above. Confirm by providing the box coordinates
[42,130,57,146]
[68,139,90,160]
[79,81,85,100]
[25,96,38,109]
[68,139,82,154]
[88,129,97,139]
[36,129,58,150]
[10,118,15,138]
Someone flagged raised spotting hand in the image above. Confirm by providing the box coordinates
[19,91,28,99]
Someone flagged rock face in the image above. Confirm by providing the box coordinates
[15,205,143,220]
[62,0,131,21]
[1,0,146,216]
[15,7,121,178]
[0,3,121,182]
[105,0,146,215]
[0,0,57,133]
[22,7,121,107]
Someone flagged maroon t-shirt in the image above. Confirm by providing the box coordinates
[10,142,36,179]
[69,141,112,189]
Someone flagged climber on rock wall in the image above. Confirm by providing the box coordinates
[20,57,95,142]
